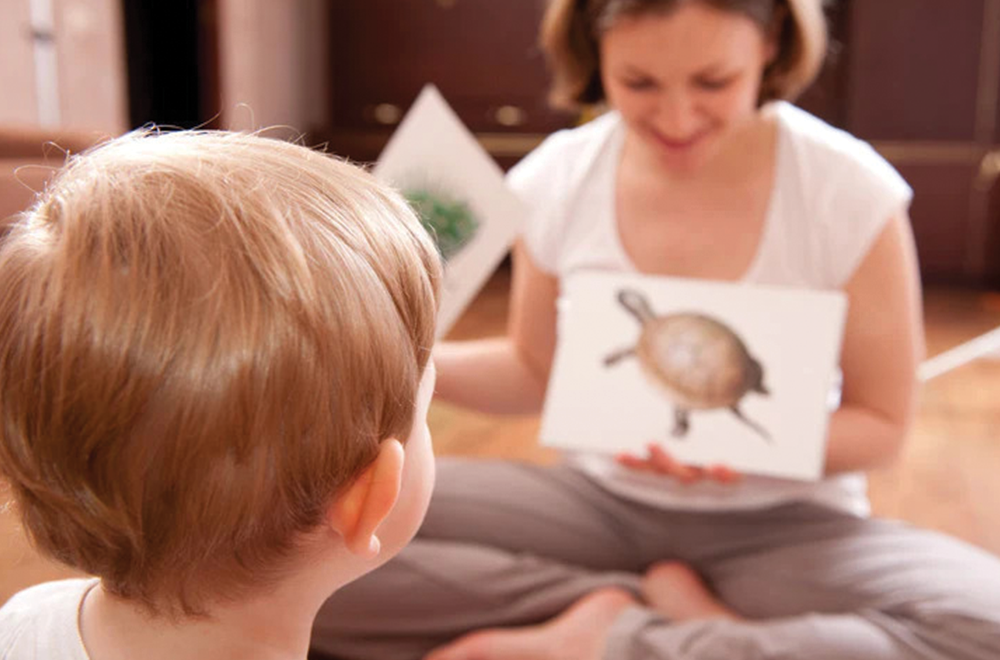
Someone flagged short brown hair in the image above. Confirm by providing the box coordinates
[0,130,441,616]
[541,0,828,110]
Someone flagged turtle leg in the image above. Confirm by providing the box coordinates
[603,346,635,367]
[671,408,690,438]
[730,405,771,443]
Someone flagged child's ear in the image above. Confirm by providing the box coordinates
[327,438,405,559]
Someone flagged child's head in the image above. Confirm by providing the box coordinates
[541,0,828,111]
[0,130,441,617]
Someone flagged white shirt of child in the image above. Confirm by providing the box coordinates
[508,102,913,516]
[1,578,97,660]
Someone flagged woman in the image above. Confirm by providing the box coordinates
[312,1,1000,658]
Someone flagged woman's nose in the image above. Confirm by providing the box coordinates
[655,91,699,138]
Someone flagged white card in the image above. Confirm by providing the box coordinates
[540,271,848,481]
[375,85,528,338]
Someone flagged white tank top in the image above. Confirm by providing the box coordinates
[508,103,913,515]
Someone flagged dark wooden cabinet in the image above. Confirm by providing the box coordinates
[846,1,983,143]
[986,175,1000,283]
[322,0,1000,286]
[806,0,1000,286]
[325,0,573,166]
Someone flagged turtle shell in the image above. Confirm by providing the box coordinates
[635,313,757,410]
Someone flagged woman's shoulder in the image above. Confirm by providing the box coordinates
[772,102,908,195]
[531,110,622,159]
[506,111,622,275]
[0,578,97,657]
[506,110,622,196]
[770,103,913,287]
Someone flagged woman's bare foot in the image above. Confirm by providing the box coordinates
[641,561,741,622]
[424,587,637,660]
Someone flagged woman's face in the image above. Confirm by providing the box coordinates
[600,2,777,174]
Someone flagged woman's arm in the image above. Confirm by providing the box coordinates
[823,213,925,474]
[432,241,560,415]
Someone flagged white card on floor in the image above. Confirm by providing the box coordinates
[540,271,848,481]
[375,85,527,338]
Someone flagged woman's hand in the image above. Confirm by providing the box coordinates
[615,443,742,485]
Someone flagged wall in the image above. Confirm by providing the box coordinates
[217,0,327,135]
[0,0,127,133]
[0,0,39,125]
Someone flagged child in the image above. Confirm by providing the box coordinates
[0,129,441,659]
[312,1,1000,659]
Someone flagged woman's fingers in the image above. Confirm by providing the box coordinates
[616,444,742,485]
[647,444,701,482]
[615,452,654,471]
[706,464,742,484]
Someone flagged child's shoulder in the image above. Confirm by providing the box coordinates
[1,578,96,659]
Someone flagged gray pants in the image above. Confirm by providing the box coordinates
[312,459,1000,660]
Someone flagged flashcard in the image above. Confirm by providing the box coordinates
[375,85,527,338]
[541,271,847,481]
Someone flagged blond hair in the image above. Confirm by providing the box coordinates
[0,130,440,616]
[541,0,828,110]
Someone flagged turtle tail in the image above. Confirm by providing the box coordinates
[730,405,771,443]
[617,289,656,324]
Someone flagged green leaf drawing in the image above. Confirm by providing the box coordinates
[405,188,480,261]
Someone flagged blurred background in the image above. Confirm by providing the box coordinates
[4,0,1000,284]
[2,0,1000,606]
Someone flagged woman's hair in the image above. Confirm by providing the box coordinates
[0,130,441,617]
[540,0,829,110]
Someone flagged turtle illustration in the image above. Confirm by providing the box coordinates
[604,289,771,441]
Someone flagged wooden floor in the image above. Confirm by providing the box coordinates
[432,269,1000,557]
[3,269,1000,606]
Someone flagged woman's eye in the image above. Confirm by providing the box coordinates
[622,78,656,91]
[695,77,734,91]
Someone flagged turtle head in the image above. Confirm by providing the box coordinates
[617,289,656,324]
